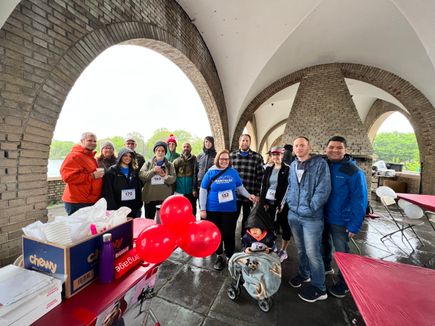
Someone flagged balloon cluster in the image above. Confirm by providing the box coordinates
[136,195,221,264]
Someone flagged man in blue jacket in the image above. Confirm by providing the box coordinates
[322,136,367,298]
[287,136,331,303]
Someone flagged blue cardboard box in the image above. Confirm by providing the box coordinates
[22,219,133,298]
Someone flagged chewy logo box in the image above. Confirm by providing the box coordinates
[22,219,133,298]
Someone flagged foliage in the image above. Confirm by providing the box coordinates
[49,140,75,159]
[373,132,420,172]
[50,129,205,160]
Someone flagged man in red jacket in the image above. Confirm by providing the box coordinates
[60,132,104,215]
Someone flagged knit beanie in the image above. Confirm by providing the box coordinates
[167,134,177,145]
[100,141,114,150]
[153,141,168,154]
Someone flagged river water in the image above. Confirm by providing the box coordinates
[48,159,63,177]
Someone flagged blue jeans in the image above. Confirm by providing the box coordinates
[322,223,349,288]
[288,214,325,291]
[64,202,93,216]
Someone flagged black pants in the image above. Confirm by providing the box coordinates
[237,200,253,237]
[266,203,291,241]
[144,200,162,219]
[184,193,197,216]
[207,211,238,257]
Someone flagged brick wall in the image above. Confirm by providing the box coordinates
[47,177,64,203]
[0,0,226,266]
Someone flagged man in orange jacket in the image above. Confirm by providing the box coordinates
[60,132,104,215]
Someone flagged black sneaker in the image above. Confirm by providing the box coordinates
[289,275,311,288]
[298,285,328,303]
[329,282,349,298]
[213,255,225,271]
[324,267,335,275]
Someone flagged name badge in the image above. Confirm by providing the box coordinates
[151,175,164,185]
[121,189,135,201]
[266,188,276,200]
[218,190,233,203]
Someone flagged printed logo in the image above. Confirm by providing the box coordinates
[29,254,57,273]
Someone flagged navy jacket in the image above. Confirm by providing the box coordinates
[325,155,367,233]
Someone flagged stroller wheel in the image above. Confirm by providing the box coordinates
[227,286,240,301]
[258,298,272,312]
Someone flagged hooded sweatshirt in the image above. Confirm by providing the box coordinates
[102,148,143,215]
[60,144,102,204]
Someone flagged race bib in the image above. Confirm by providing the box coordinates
[218,189,233,203]
[296,169,304,183]
[121,189,135,201]
[266,188,276,201]
[151,175,165,185]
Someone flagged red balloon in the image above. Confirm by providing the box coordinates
[179,220,221,258]
[160,195,195,234]
[136,224,176,264]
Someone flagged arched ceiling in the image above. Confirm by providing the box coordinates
[2,1,434,146]
[176,0,435,143]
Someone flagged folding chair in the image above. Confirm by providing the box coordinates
[423,211,435,231]
[379,196,424,251]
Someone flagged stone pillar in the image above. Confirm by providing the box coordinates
[282,64,373,183]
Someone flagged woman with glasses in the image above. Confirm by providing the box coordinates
[97,141,117,171]
[102,148,143,217]
[260,146,291,262]
[199,149,256,271]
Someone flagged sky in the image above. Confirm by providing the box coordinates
[54,45,414,142]
[54,45,211,142]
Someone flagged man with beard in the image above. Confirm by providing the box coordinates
[230,134,264,236]
[173,142,198,215]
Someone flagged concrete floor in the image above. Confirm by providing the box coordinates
[48,200,435,326]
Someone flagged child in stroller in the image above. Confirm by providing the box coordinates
[227,205,282,312]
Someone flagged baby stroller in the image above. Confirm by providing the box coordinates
[227,205,281,312]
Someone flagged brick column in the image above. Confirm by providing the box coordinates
[282,65,373,157]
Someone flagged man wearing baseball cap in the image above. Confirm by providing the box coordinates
[125,137,145,170]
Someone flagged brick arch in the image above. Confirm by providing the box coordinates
[364,99,411,142]
[233,63,435,194]
[0,0,226,265]
[258,119,287,155]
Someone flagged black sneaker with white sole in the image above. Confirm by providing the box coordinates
[298,285,328,303]
[289,275,311,288]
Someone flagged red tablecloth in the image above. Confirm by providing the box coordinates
[396,193,435,211]
[133,218,155,240]
[335,252,435,326]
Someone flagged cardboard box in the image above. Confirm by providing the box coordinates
[23,219,133,298]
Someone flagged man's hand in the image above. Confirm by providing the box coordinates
[200,210,207,219]
[347,230,356,238]
[93,169,104,179]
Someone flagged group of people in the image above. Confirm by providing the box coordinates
[60,131,367,304]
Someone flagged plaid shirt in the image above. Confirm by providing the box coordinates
[230,149,264,201]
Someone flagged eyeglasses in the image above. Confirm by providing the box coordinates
[219,158,230,161]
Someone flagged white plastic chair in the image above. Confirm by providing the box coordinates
[397,199,412,211]
[380,196,424,251]
[376,186,397,199]
[424,211,435,231]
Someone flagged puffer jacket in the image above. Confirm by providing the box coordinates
[325,155,367,233]
[60,144,102,204]
[286,155,331,219]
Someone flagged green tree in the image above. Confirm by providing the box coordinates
[49,140,75,159]
[373,132,420,172]
[144,128,203,158]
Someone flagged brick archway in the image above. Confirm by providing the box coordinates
[364,99,411,142]
[0,0,226,265]
[232,63,435,194]
[258,119,287,155]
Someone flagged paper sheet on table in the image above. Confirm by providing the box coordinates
[0,265,54,306]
